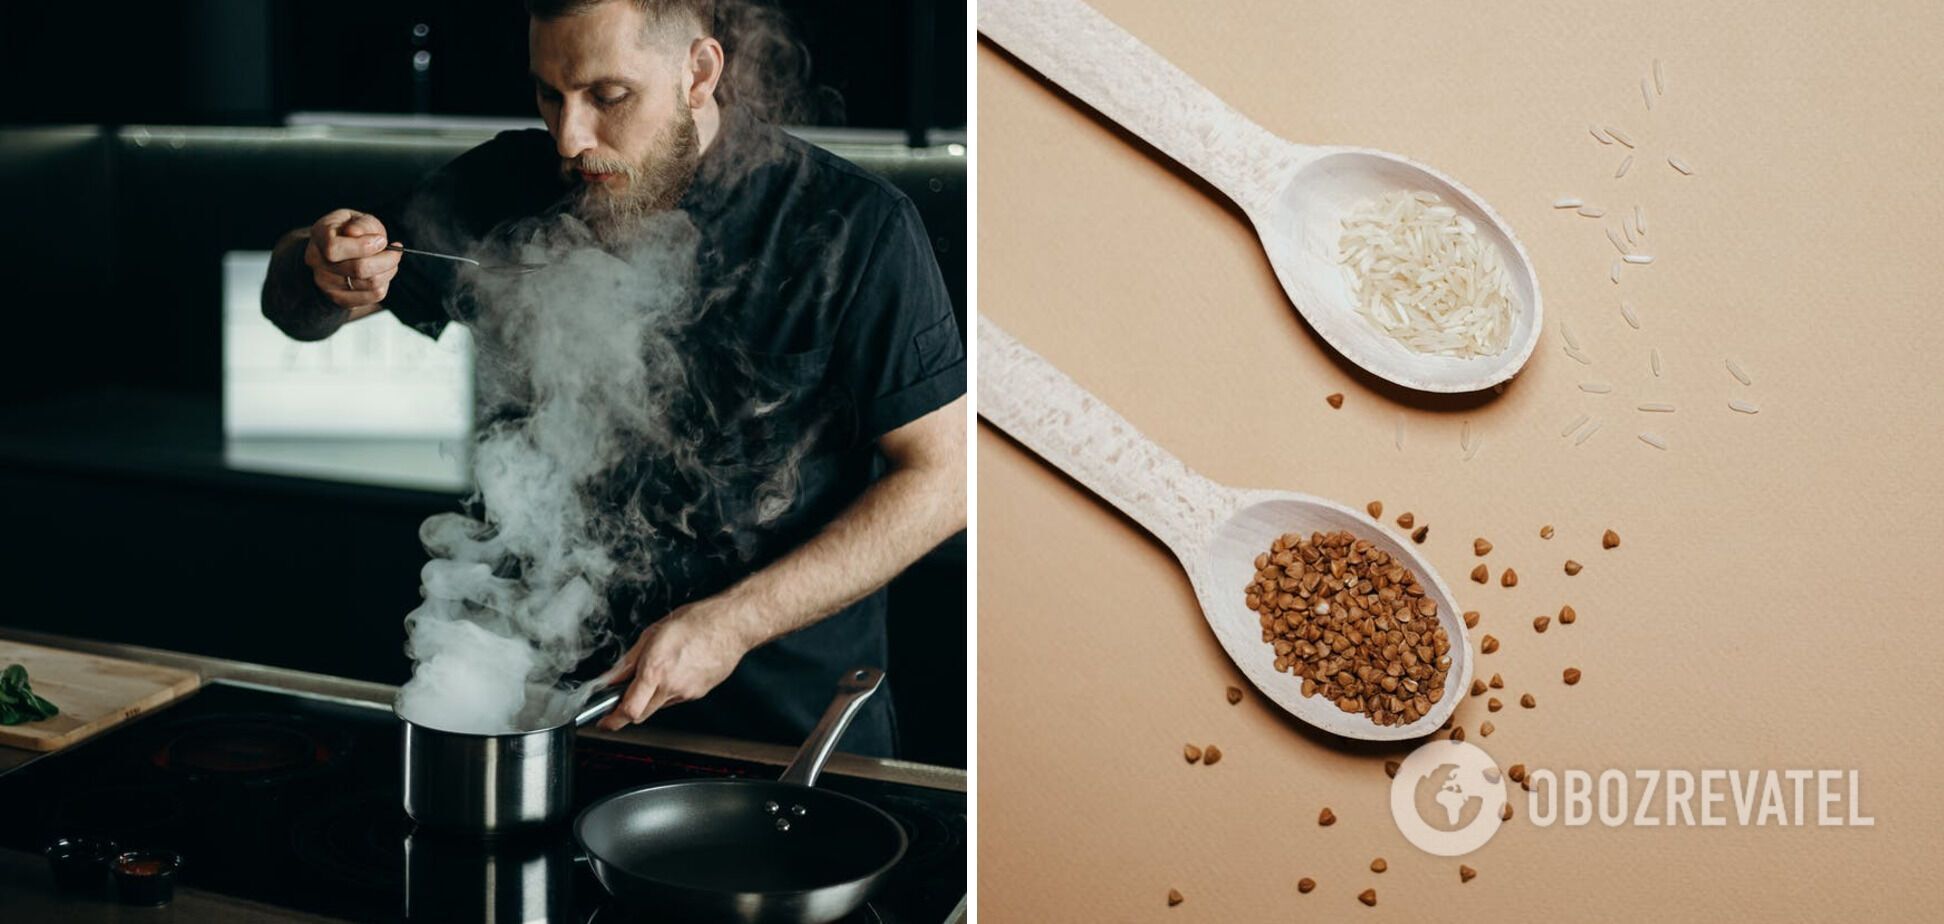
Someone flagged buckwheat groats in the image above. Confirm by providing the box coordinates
[1243,530,1452,727]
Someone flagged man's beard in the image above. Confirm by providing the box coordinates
[564,102,701,246]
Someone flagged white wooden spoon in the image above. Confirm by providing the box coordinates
[980,316,1471,740]
[980,0,1543,393]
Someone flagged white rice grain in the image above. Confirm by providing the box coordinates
[1561,318,1581,350]
[1620,301,1641,329]
[1651,348,1663,377]
[1654,59,1665,95]
[1580,381,1614,394]
[1464,438,1481,462]
[1638,431,1669,450]
[1729,400,1759,414]
[1637,403,1676,412]
[1553,197,1584,208]
[1338,189,1516,358]
[1623,254,1655,264]
[1575,420,1603,445]
[1590,125,1612,144]
[1560,413,1590,438]
[1606,126,1635,148]
[1607,226,1631,254]
[1642,78,1654,110]
[1668,155,1695,176]
[1578,206,1607,218]
[1634,205,1647,236]
[1616,155,1634,179]
[1726,358,1752,385]
[1564,345,1592,365]
[1611,261,1623,284]
[1461,419,1473,452]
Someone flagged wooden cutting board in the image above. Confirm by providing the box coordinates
[0,640,203,752]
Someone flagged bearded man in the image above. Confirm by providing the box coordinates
[260,0,964,758]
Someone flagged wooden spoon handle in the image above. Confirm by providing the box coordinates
[978,315,1234,560]
[979,0,1294,212]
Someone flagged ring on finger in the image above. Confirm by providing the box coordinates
[344,274,356,290]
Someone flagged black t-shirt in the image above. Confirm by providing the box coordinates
[371,107,963,758]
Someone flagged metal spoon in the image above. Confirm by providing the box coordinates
[980,0,1542,393]
[387,242,548,276]
[979,315,1470,740]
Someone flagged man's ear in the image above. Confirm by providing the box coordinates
[686,37,724,108]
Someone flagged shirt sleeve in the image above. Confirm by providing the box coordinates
[367,179,464,341]
[829,196,966,442]
[367,130,548,340]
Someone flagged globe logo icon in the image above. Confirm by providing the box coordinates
[1389,739,1508,856]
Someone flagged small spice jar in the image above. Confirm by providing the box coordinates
[44,836,117,892]
[111,849,183,907]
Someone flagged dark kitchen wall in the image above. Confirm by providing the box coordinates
[0,1,965,135]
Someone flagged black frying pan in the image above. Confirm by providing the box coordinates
[572,667,907,924]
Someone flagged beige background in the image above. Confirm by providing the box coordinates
[975,0,1944,920]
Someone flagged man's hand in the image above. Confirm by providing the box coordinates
[304,209,400,315]
[595,597,758,731]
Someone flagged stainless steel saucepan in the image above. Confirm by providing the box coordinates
[397,680,625,835]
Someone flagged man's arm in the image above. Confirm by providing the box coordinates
[261,210,400,341]
[597,395,968,729]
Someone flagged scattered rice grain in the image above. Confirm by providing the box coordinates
[1579,381,1613,394]
[1606,226,1631,254]
[1563,345,1591,365]
[1729,400,1760,414]
[1615,155,1634,178]
[1560,319,1581,350]
[1620,301,1640,329]
[1575,420,1602,445]
[1642,78,1654,110]
[1635,205,1647,236]
[1606,126,1635,148]
[1589,125,1611,144]
[1654,58,1665,95]
[1637,403,1676,412]
[1560,413,1590,438]
[1651,348,1663,377]
[1726,358,1752,385]
[1623,254,1655,264]
[1553,197,1584,208]
[1610,261,1622,284]
[1668,155,1695,175]
[1638,431,1669,450]
[1578,206,1606,218]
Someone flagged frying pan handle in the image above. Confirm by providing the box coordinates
[779,667,885,788]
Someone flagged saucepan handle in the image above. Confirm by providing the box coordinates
[779,667,886,788]
[572,676,629,729]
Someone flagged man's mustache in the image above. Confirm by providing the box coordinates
[563,157,635,181]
